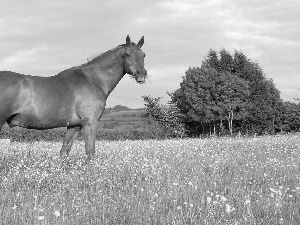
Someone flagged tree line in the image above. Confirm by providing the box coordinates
[143,49,300,137]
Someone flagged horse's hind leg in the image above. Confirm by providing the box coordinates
[60,126,81,158]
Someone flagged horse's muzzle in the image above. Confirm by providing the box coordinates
[135,70,147,84]
[137,76,145,84]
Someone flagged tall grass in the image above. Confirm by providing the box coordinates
[1,135,300,224]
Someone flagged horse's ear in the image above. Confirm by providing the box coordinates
[126,35,131,46]
[137,36,144,48]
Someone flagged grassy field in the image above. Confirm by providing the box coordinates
[1,135,300,224]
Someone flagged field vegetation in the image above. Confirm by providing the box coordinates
[1,135,300,224]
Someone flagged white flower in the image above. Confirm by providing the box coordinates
[54,210,60,217]
[37,216,45,220]
[225,204,235,213]
[207,197,211,203]
[220,196,227,202]
[245,199,251,204]
[270,187,281,195]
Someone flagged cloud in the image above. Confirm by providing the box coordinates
[0,45,51,73]
[0,0,299,106]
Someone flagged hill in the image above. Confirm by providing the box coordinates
[103,105,131,116]
[101,105,145,130]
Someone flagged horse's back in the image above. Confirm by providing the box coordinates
[0,69,105,129]
[0,70,82,128]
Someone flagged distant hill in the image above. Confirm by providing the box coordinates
[103,105,131,116]
[101,105,146,130]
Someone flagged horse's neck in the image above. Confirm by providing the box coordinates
[79,48,125,97]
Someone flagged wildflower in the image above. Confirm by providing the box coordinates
[189,203,194,208]
[54,210,60,217]
[12,205,17,210]
[225,204,235,213]
[207,197,211,204]
[245,199,251,204]
[173,182,179,186]
[188,181,193,186]
[37,216,45,220]
[220,196,227,202]
[270,187,281,195]
[177,206,182,210]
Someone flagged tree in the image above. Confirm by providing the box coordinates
[170,66,249,135]
[142,96,185,138]
[215,71,249,135]
[280,102,300,132]
[170,48,282,136]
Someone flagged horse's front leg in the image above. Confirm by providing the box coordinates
[60,126,81,158]
[82,120,97,161]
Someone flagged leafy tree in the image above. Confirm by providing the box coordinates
[170,66,249,135]
[142,96,185,138]
[170,49,282,135]
[280,102,300,132]
[215,71,249,134]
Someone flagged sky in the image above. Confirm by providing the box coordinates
[0,0,299,108]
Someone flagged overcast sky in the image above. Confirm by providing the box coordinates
[0,0,299,108]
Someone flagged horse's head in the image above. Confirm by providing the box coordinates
[124,35,147,84]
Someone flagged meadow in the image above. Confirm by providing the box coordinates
[1,135,300,224]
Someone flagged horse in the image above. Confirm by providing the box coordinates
[0,35,147,161]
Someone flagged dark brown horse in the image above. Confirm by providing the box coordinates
[0,35,147,161]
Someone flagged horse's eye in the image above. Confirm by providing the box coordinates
[144,53,146,57]
[126,53,130,56]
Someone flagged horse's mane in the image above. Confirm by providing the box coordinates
[78,42,137,68]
